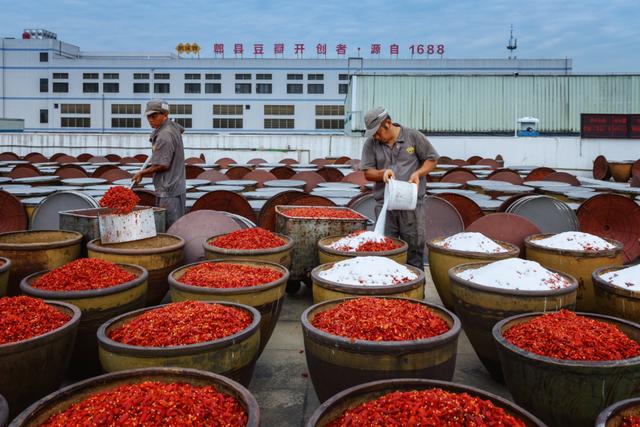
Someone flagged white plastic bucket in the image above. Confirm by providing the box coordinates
[384,179,418,210]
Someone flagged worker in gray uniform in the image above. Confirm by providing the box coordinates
[360,107,439,269]
[132,99,186,227]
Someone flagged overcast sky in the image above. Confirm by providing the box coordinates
[2,0,638,71]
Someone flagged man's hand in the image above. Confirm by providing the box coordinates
[132,171,144,186]
[383,169,395,183]
[409,171,421,185]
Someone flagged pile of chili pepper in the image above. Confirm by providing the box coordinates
[209,227,285,250]
[178,262,284,289]
[108,301,252,347]
[333,230,402,252]
[282,207,364,220]
[33,258,136,291]
[622,415,640,427]
[38,381,248,427]
[0,296,70,345]
[311,298,449,341]
[327,388,526,427]
[503,309,640,361]
[99,185,140,214]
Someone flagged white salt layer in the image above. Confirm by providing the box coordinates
[534,231,615,251]
[328,231,387,252]
[600,264,640,290]
[433,232,508,253]
[318,256,417,286]
[456,258,572,291]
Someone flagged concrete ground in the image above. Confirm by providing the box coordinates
[252,269,510,426]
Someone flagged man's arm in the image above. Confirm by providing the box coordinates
[365,168,395,183]
[408,159,437,185]
[132,164,169,185]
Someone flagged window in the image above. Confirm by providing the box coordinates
[39,52,48,62]
[103,82,119,93]
[184,73,201,80]
[287,84,303,94]
[40,109,48,124]
[339,84,349,94]
[52,82,69,93]
[315,105,344,116]
[213,118,243,128]
[170,104,192,115]
[235,73,251,80]
[256,83,272,94]
[83,83,99,93]
[173,118,192,128]
[103,73,119,80]
[256,74,272,80]
[154,73,170,80]
[154,83,170,93]
[308,74,324,80]
[133,83,150,93]
[265,105,294,115]
[235,83,251,94]
[111,104,141,115]
[339,74,349,81]
[205,73,221,80]
[316,119,344,129]
[307,84,324,94]
[83,73,99,79]
[205,83,221,93]
[61,104,90,114]
[264,118,294,129]
[184,83,201,94]
[61,117,91,128]
[112,118,141,128]
[52,73,68,79]
[213,105,243,115]
[287,74,303,80]
[39,78,48,93]
[134,73,149,80]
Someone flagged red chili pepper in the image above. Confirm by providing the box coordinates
[38,381,248,427]
[209,227,285,250]
[0,296,70,345]
[327,388,526,427]
[99,185,140,214]
[333,230,402,252]
[622,415,640,427]
[108,301,252,347]
[33,258,136,291]
[178,262,283,289]
[504,309,640,361]
[282,207,364,220]
[311,298,449,341]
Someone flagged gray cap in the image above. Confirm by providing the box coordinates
[145,99,170,116]
[364,106,389,138]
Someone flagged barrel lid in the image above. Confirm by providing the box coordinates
[4,186,58,197]
[467,212,541,255]
[62,177,108,186]
[114,177,152,186]
[317,182,360,189]
[190,190,257,224]
[13,175,61,184]
[486,169,524,185]
[256,190,305,230]
[524,167,556,181]
[426,182,463,189]
[423,196,464,242]
[507,195,579,233]
[31,191,100,230]
[434,193,484,228]
[463,165,492,170]
[0,177,11,184]
[21,196,46,205]
[214,179,257,187]
[523,180,572,188]
[263,179,306,188]
[0,190,28,232]
[592,155,611,180]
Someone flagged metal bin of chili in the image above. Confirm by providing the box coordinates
[0,257,11,297]
[9,367,259,427]
[97,301,261,387]
[87,233,185,306]
[427,236,519,311]
[169,259,289,354]
[310,260,425,304]
[448,261,578,381]
[317,234,408,265]
[0,230,82,296]
[307,378,545,427]
[493,311,640,427]
[301,297,460,402]
[204,227,294,269]
[0,298,81,418]
[593,265,640,323]
[596,397,640,427]
[19,260,148,378]
[525,233,624,312]
[275,206,368,293]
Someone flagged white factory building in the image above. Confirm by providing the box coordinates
[0,29,572,134]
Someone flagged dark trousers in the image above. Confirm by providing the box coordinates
[156,194,186,228]
[375,201,425,270]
